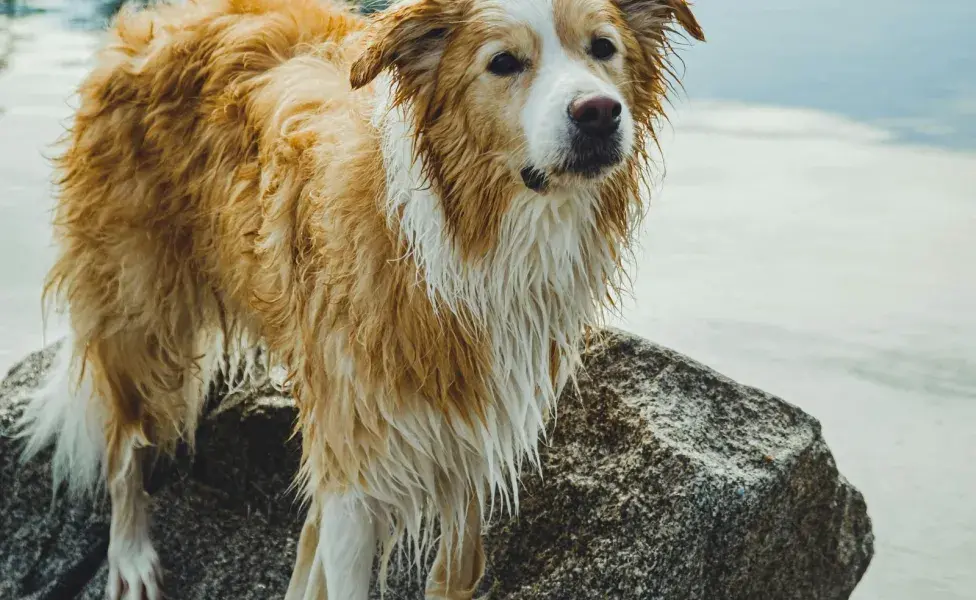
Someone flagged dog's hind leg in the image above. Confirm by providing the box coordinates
[91,329,197,600]
[19,314,210,599]
[105,440,161,600]
[18,330,173,599]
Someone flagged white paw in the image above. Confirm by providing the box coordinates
[105,541,162,600]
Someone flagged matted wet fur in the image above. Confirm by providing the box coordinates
[16,0,703,597]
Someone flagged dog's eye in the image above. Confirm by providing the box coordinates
[488,52,525,76]
[590,38,617,61]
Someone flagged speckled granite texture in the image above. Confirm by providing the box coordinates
[0,330,873,599]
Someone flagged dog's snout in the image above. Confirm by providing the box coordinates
[569,94,621,137]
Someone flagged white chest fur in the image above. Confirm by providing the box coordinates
[375,81,618,513]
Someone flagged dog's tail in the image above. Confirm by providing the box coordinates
[15,324,277,498]
[15,333,107,498]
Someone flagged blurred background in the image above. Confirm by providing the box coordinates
[0,0,973,598]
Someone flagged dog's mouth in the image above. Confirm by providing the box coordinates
[520,166,550,194]
[562,132,624,178]
[521,135,625,194]
[520,159,620,194]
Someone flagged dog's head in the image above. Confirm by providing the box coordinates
[351,0,703,251]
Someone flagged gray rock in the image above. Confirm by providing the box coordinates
[0,330,873,599]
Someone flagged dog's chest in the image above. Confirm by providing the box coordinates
[479,192,608,400]
[378,97,612,419]
[400,183,610,423]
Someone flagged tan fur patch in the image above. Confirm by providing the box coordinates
[48,0,492,492]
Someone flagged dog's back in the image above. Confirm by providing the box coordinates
[39,0,370,443]
[21,3,378,593]
[52,0,369,312]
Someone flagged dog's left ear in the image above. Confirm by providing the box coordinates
[616,0,705,42]
[350,0,455,90]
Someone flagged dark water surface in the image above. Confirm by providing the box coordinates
[1,1,973,598]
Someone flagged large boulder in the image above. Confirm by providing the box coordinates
[0,330,873,599]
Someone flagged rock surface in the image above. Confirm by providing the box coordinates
[0,330,873,599]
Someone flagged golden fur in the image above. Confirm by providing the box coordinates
[22,0,704,595]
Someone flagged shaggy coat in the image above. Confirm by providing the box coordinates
[18,0,703,597]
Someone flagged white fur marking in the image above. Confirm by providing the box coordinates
[512,0,635,171]
[320,494,377,600]
[106,529,162,600]
[16,336,106,498]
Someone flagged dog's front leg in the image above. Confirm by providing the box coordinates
[426,499,485,600]
[316,492,378,600]
[285,499,327,600]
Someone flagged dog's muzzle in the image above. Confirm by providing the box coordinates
[563,93,625,177]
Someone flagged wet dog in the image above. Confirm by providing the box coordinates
[18,0,703,597]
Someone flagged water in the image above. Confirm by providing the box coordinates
[0,1,973,598]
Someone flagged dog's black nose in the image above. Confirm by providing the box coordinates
[569,94,621,137]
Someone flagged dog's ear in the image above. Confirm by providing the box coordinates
[615,0,705,42]
[350,0,454,90]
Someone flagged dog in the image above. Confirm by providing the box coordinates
[16,0,703,597]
